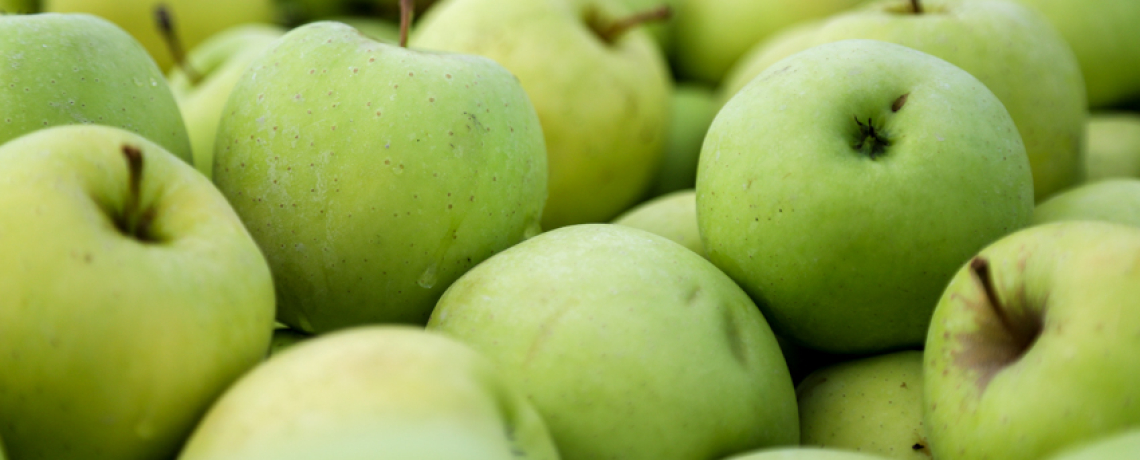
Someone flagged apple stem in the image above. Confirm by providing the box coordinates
[120,146,156,242]
[399,0,415,48]
[595,5,673,44]
[155,4,200,84]
[910,0,923,14]
[969,257,1041,354]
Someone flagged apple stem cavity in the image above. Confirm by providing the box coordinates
[119,145,157,243]
[399,0,416,48]
[910,0,923,14]
[592,5,673,45]
[155,3,201,85]
[968,257,1041,364]
[853,116,890,159]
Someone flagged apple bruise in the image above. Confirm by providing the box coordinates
[586,4,673,45]
[116,145,158,243]
[950,256,1043,392]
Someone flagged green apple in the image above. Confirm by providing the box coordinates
[698,39,1034,354]
[1045,429,1140,460]
[428,224,798,460]
[720,0,1087,202]
[718,21,823,106]
[178,326,559,460]
[1032,179,1140,227]
[44,0,277,72]
[268,325,310,356]
[0,125,275,460]
[797,351,930,459]
[1085,112,1140,182]
[924,221,1140,460]
[412,0,672,229]
[648,82,718,197]
[1012,0,1140,108]
[671,0,868,84]
[0,0,36,13]
[0,13,191,162]
[612,189,704,257]
[213,21,547,332]
[729,448,891,460]
[168,24,285,178]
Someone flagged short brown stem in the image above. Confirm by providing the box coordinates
[155,4,200,84]
[596,5,672,44]
[911,0,923,14]
[399,0,415,48]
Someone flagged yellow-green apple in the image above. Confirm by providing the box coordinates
[924,221,1140,460]
[0,125,275,460]
[168,24,285,178]
[698,39,1034,354]
[428,224,798,460]
[1085,112,1140,182]
[177,326,560,460]
[0,13,191,162]
[671,0,869,84]
[1011,0,1140,108]
[612,189,704,257]
[719,0,1087,202]
[797,351,931,459]
[43,0,276,72]
[1045,429,1140,460]
[1032,179,1140,227]
[411,0,672,229]
[649,82,718,197]
[212,21,547,332]
[0,0,35,13]
[728,448,891,460]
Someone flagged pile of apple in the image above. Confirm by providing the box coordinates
[1,0,1139,459]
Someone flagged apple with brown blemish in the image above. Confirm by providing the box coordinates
[923,221,1140,460]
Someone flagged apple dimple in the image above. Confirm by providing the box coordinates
[950,256,1042,392]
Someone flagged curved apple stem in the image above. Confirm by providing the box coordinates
[597,5,672,44]
[911,0,923,14]
[399,0,415,48]
[154,3,200,84]
[119,146,157,242]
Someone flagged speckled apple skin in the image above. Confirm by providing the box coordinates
[213,22,547,333]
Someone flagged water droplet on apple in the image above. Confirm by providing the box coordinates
[417,264,439,289]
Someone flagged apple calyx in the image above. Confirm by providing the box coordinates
[117,145,158,243]
[956,256,1042,390]
[155,3,201,85]
[853,116,890,159]
[399,0,416,48]
[589,5,673,45]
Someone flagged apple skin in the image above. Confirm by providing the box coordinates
[728,447,891,460]
[212,22,547,332]
[612,189,704,257]
[177,326,560,460]
[923,221,1140,460]
[411,0,672,229]
[428,224,798,460]
[168,24,285,179]
[0,0,36,13]
[1084,112,1140,182]
[44,0,277,72]
[1011,0,1140,108]
[0,125,275,460]
[698,39,1033,354]
[719,0,1088,202]
[671,0,869,84]
[1031,179,1140,228]
[796,351,931,459]
[0,13,192,162]
[648,83,719,197]
[1045,428,1140,460]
